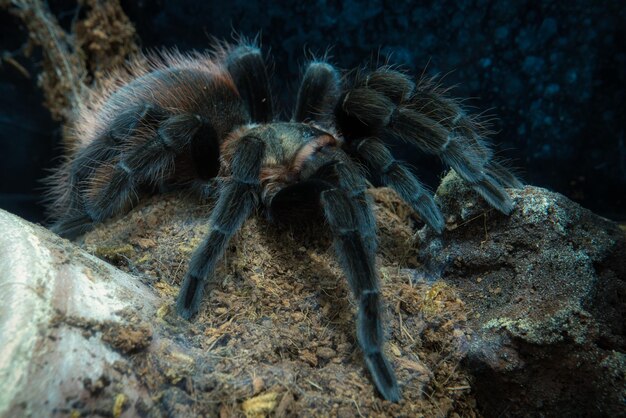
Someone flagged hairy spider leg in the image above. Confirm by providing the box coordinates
[485,160,524,189]
[84,110,211,222]
[292,64,377,248]
[176,135,265,319]
[266,160,400,401]
[51,104,167,238]
[224,44,273,123]
[336,68,520,215]
[293,61,342,124]
[387,108,514,213]
[409,82,523,190]
[310,150,378,254]
[352,137,445,233]
[320,187,400,402]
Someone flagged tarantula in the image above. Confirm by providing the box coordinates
[46,40,521,402]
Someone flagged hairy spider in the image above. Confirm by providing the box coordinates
[45,39,521,402]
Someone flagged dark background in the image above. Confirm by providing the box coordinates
[1,0,625,223]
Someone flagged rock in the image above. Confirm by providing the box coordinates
[0,209,160,417]
[419,171,626,417]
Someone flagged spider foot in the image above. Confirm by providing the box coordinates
[50,214,94,239]
[365,351,401,403]
[176,272,205,319]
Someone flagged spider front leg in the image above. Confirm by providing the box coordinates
[176,135,265,319]
[267,170,399,401]
[320,187,400,402]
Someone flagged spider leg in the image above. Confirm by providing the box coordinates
[84,112,206,222]
[336,68,521,214]
[51,104,167,238]
[189,178,220,203]
[50,140,118,238]
[176,135,264,319]
[320,187,400,402]
[224,44,273,122]
[485,160,524,189]
[293,61,341,124]
[267,174,399,401]
[49,212,94,239]
[265,157,399,400]
[307,151,378,254]
[351,136,445,233]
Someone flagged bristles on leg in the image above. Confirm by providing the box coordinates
[294,61,342,124]
[224,45,274,123]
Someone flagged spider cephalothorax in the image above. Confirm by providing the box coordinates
[46,40,521,402]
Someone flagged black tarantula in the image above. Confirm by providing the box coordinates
[46,40,521,402]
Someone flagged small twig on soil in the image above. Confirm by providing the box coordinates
[446,385,471,391]
[455,209,493,230]
[306,379,322,390]
[352,398,365,418]
[400,314,416,343]
[480,212,489,246]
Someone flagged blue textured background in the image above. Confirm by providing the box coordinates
[1,0,624,221]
